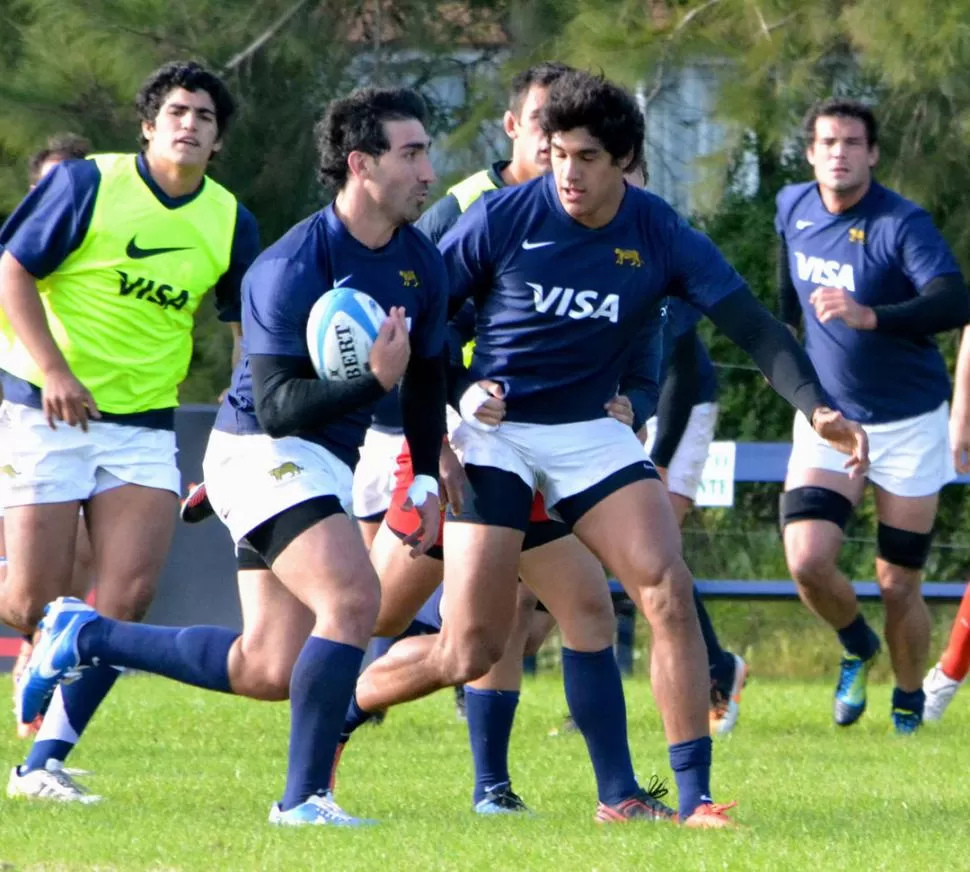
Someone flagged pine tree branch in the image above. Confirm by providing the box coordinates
[642,0,723,107]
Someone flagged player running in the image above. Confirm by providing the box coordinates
[339,71,868,828]
[2,62,258,802]
[17,86,448,826]
[777,98,970,734]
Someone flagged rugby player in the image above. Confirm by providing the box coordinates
[777,98,970,734]
[2,62,258,801]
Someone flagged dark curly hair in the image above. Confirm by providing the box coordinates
[135,61,235,150]
[802,97,878,148]
[28,132,91,186]
[315,87,429,192]
[540,71,644,172]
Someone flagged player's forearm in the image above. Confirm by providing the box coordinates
[870,273,970,337]
[401,353,446,479]
[250,352,386,438]
[0,251,70,376]
[708,286,827,421]
[952,326,970,419]
[777,239,802,329]
[651,332,701,468]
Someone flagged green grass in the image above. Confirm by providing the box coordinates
[2,674,970,871]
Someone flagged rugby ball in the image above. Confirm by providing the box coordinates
[306,287,386,381]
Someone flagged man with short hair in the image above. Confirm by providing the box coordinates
[346,71,868,827]
[777,98,970,734]
[18,86,448,826]
[2,60,259,801]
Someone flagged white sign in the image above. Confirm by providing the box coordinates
[695,441,736,508]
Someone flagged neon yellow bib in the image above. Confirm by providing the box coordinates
[2,154,237,413]
[447,169,500,367]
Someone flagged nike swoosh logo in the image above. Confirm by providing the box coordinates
[36,639,61,680]
[795,220,814,230]
[522,240,555,250]
[126,237,191,259]
[334,275,353,287]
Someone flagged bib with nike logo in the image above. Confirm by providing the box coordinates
[1,153,237,414]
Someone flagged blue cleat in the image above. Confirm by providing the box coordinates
[16,597,97,725]
[892,708,921,736]
[833,652,877,726]
[473,782,530,815]
[268,792,375,827]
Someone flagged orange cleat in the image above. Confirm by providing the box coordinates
[682,801,739,829]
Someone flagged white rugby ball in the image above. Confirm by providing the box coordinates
[306,287,386,381]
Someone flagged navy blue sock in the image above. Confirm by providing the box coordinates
[77,617,237,693]
[340,693,376,742]
[465,687,519,804]
[892,686,925,717]
[23,663,120,773]
[281,636,364,811]
[562,646,639,805]
[669,736,713,819]
[693,588,734,687]
[837,614,880,661]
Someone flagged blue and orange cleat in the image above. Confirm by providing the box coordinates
[682,801,739,829]
[892,708,921,736]
[834,652,877,726]
[595,776,677,823]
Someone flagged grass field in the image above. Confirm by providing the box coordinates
[2,673,970,871]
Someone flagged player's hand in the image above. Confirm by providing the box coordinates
[809,287,876,330]
[438,441,467,515]
[950,405,970,474]
[459,379,506,430]
[401,474,441,557]
[811,406,870,477]
[42,365,100,431]
[370,307,411,390]
[605,394,634,428]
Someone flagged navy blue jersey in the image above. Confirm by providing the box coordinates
[776,181,959,423]
[439,174,744,425]
[370,387,402,433]
[0,155,259,323]
[216,204,448,467]
[665,297,717,404]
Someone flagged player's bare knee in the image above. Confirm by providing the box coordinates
[99,581,157,623]
[439,629,503,685]
[0,590,44,634]
[638,561,693,627]
[325,578,381,639]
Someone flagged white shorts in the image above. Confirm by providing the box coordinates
[352,428,405,519]
[643,402,718,501]
[203,429,354,544]
[787,401,955,498]
[450,416,654,520]
[0,401,179,507]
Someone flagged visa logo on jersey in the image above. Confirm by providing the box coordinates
[794,252,856,292]
[526,283,619,323]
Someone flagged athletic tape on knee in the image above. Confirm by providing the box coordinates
[779,486,853,531]
[877,523,933,570]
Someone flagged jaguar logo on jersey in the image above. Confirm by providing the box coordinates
[269,462,303,481]
[0,464,19,478]
[793,252,856,293]
[116,270,190,310]
[614,248,642,268]
[399,270,420,287]
[849,228,866,244]
[526,283,620,323]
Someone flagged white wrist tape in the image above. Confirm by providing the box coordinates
[459,383,499,432]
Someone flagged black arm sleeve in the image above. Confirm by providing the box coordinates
[777,238,801,329]
[401,353,446,479]
[251,353,386,438]
[707,287,827,421]
[872,273,970,337]
[651,329,701,468]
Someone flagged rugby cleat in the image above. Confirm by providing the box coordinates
[682,801,739,829]
[16,597,96,725]
[710,653,748,736]
[892,708,922,736]
[7,759,101,804]
[595,776,677,823]
[269,792,374,827]
[473,783,530,815]
[923,662,964,722]
[180,481,215,524]
[833,652,876,726]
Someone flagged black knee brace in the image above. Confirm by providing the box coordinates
[877,523,934,570]
[779,486,854,530]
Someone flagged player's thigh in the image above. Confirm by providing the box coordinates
[518,533,615,651]
[357,518,382,550]
[369,520,443,636]
[69,512,95,600]
[84,482,177,620]
[236,567,314,689]
[782,467,864,575]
